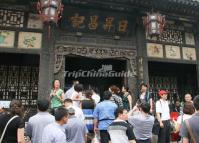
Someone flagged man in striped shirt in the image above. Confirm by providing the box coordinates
[108,108,135,143]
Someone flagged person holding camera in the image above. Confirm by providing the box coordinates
[128,102,154,143]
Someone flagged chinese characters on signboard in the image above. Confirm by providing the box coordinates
[66,13,128,33]
[60,7,132,36]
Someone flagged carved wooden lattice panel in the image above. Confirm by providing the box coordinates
[54,45,137,76]
[7,66,19,100]
[146,29,183,44]
[0,65,7,99]
[0,9,24,28]
[30,67,39,106]
[0,65,38,106]
[158,29,183,44]
[19,66,31,105]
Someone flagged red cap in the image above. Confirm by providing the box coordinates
[158,90,168,96]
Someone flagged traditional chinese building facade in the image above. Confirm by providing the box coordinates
[0,0,199,107]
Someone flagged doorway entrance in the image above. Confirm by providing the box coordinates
[148,61,198,102]
[65,56,127,96]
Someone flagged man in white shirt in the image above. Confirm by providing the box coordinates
[71,84,84,107]
[156,90,171,143]
[64,98,85,121]
[64,80,79,99]
[42,107,69,143]
[91,89,100,104]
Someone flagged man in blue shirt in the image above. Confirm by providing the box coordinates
[93,90,117,143]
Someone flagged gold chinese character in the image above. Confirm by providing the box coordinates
[118,20,128,32]
[88,15,99,30]
[103,17,114,32]
[70,13,85,29]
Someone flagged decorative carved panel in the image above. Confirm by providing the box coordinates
[182,47,196,61]
[185,32,195,45]
[0,30,15,48]
[0,9,24,28]
[165,45,181,59]
[146,21,197,62]
[27,13,43,29]
[18,32,42,49]
[147,29,183,44]
[58,35,135,47]
[147,43,163,58]
[54,45,137,76]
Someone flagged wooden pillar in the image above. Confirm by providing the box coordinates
[136,18,149,85]
[126,59,137,104]
[195,22,199,91]
[38,22,56,99]
[54,57,65,90]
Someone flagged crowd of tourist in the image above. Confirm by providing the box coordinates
[0,79,199,143]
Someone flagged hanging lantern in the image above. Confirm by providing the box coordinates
[143,13,165,37]
[37,0,64,23]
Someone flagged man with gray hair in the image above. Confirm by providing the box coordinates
[64,108,87,143]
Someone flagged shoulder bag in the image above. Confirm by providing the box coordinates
[0,115,18,143]
[152,100,162,135]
